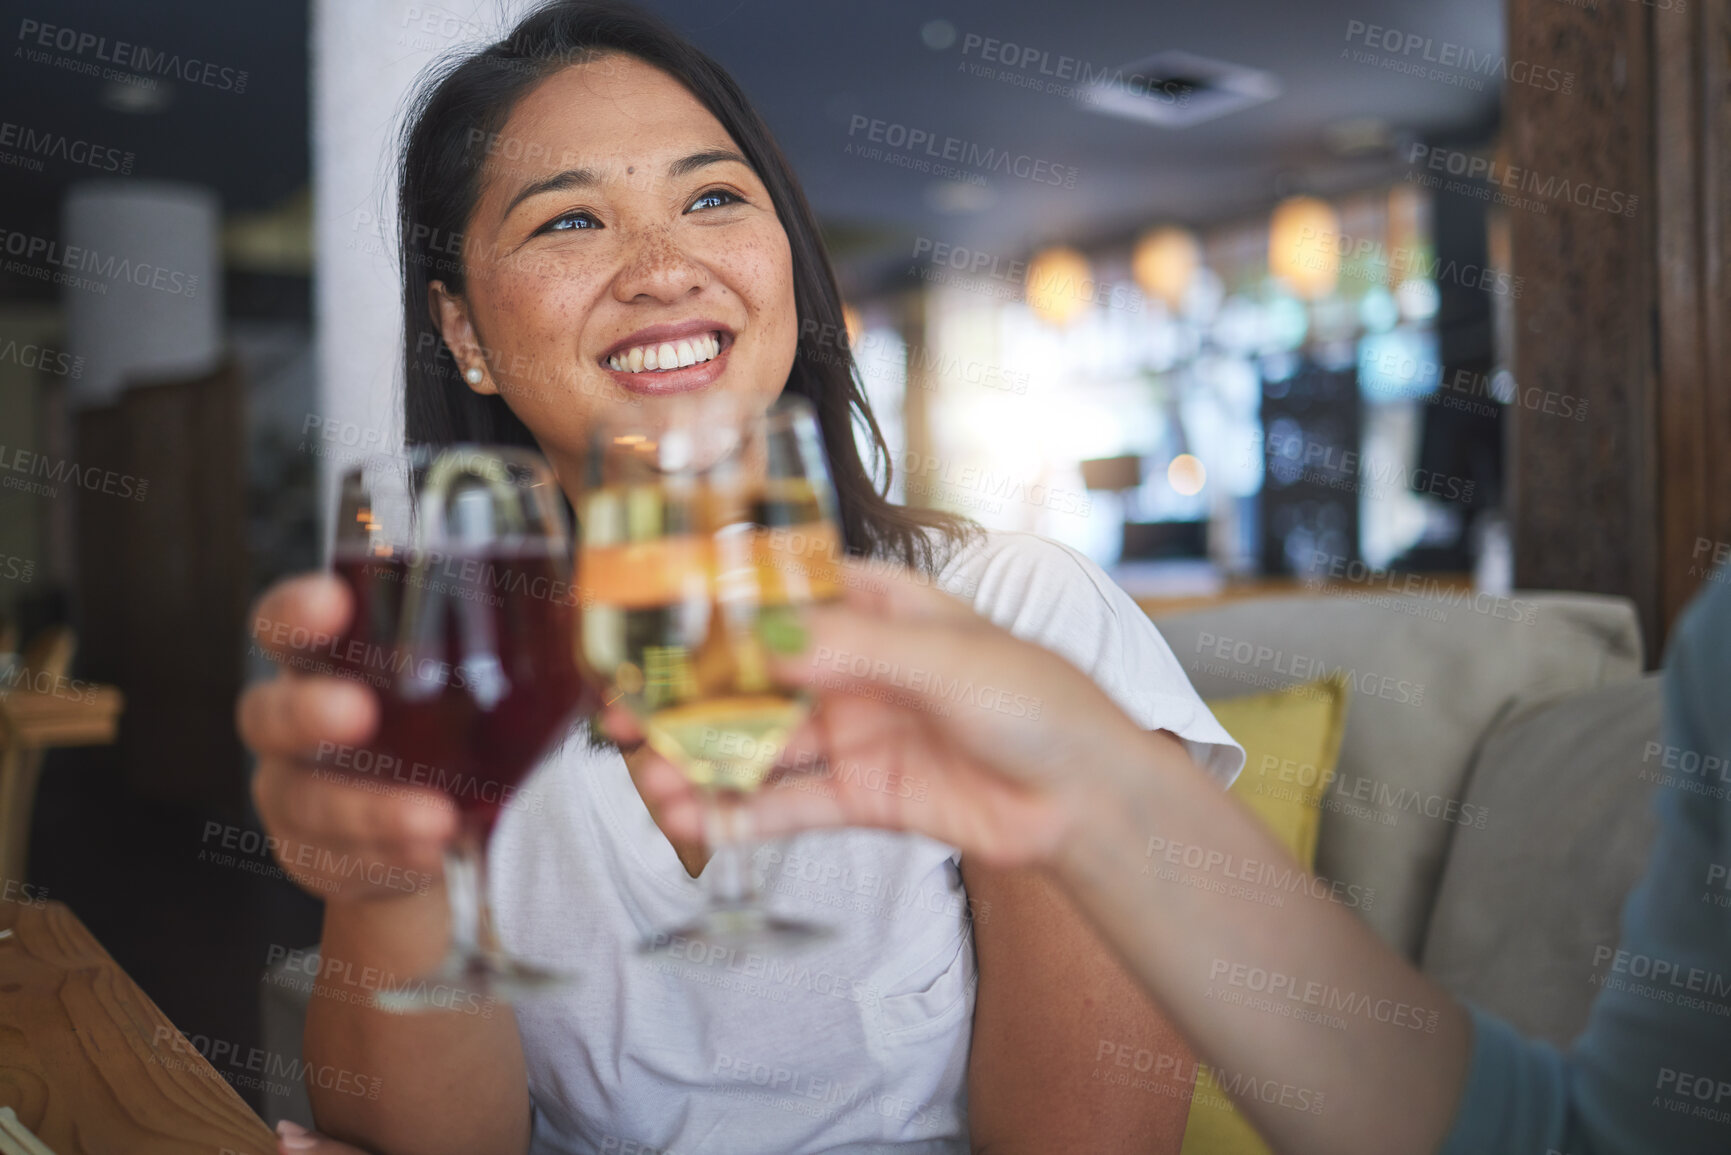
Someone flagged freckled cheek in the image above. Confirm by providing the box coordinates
[486,276,599,364]
[475,276,611,439]
[730,240,797,357]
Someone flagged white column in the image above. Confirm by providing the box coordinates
[311,0,534,542]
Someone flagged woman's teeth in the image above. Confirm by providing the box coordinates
[607,332,722,373]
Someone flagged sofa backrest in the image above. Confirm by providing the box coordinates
[1151,591,1644,958]
[1420,675,1663,1044]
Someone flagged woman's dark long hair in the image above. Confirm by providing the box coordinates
[396,0,972,571]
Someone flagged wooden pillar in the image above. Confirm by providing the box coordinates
[1652,1,1731,643]
[1506,0,1731,659]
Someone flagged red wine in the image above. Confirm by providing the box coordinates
[329,547,594,829]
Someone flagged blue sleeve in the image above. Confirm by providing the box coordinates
[1438,576,1731,1155]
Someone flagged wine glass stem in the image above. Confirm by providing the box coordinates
[444,819,505,960]
[701,789,754,909]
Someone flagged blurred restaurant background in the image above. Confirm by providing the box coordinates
[0,0,1727,1123]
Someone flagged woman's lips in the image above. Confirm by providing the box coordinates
[601,333,733,396]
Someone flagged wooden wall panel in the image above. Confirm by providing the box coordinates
[74,364,250,815]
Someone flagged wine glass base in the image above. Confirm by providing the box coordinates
[641,905,831,959]
[371,950,576,1012]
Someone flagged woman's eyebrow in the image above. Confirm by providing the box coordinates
[502,166,602,219]
[501,149,752,220]
[666,148,750,179]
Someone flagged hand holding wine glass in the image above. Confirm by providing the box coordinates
[243,573,459,906]
[621,559,1485,1155]
[614,561,1154,870]
[325,445,595,1006]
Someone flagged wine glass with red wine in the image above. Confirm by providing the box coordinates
[327,445,595,1007]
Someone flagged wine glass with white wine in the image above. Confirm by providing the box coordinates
[576,394,843,953]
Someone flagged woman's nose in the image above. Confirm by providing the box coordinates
[611,224,709,303]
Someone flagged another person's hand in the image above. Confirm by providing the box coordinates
[238,574,455,904]
[276,1119,372,1154]
[621,563,1161,868]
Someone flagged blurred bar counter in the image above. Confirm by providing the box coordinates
[1112,559,1474,618]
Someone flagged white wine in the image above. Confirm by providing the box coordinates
[644,694,809,791]
[579,479,842,793]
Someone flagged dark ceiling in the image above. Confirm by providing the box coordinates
[0,0,308,274]
[0,0,1503,301]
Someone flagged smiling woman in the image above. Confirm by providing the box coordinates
[395,5,963,570]
[242,3,1245,1155]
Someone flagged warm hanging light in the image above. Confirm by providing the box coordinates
[1167,454,1207,496]
[841,303,863,348]
[1025,246,1093,325]
[1268,196,1340,300]
[1133,227,1200,310]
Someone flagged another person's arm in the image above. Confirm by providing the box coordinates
[671,564,1731,1155]
[1436,578,1731,1155]
[241,575,531,1155]
[634,568,1472,1155]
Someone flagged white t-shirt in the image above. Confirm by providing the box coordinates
[491,531,1244,1154]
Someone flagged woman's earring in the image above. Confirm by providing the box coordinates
[464,366,484,385]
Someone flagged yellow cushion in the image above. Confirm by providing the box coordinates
[1178,676,1350,1155]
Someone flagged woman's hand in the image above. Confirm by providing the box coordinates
[238,574,456,905]
[244,578,533,1155]
[619,563,1154,869]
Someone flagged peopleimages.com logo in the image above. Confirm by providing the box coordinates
[0,120,133,175]
[846,114,1079,188]
[0,338,81,378]
[1342,19,1574,93]
[1406,143,1639,218]
[953,30,1191,108]
[0,444,147,501]
[15,19,248,93]
[0,229,200,298]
